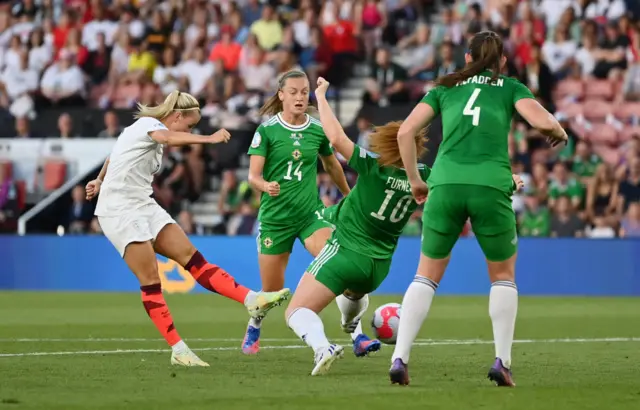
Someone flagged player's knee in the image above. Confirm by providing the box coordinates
[135,266,161,286]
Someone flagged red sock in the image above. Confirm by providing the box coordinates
[140,284,181,347]
[184,251,251,304]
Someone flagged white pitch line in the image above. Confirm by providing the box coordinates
[0,337,638,358]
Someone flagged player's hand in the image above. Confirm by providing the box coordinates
[315,77,330,98]
[209,128,231,144]
[85,179,102,200]
[512,174,525,192]
[547,128,568,147]
[265,181,280,197]
[410,179,428,205]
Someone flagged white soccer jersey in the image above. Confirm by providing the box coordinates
[95,117,168,217]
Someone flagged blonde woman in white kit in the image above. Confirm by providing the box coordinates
[86,90,290,367]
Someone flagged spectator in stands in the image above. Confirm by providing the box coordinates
[89,217,102,234]
[0,164,18,233]
[52,9,75,53]
[97,110,121,138]
[549,162,584,210]
[67,184,93,234]
[318,172,342,206]
[61,28,88,67]
[521,43,554,107]
[585,216,617,238]
[292,8,314,49]
[39,48,85,107]
[300,27,332,89]
[209,27,243,73]
[14,117,34,139]
[84,32,111,85]
[431,7,462,45]
[180,46,215,99]
[511,2,545,47]
[430,40,459,79]
[321,4,357,85]
[177,209,204,235]
[153,47,181,96]
[125,38,156,83]
[229,10,250,44]
[355,0,387,61]
[363,47,409,106]
[593,20,629,80]
[575,32,598,78]
[145,10,171,56]
[542,25,577,80]
[519,193,551,237]
[227,201,258,236]
[0,49,38,111]
[118,5,145,41]
[4,35,23,71]
[488,1,514,39]
[621,26,640,100]
[218,170,241,220]
[617,156,640,213]
[551,194,585,238]
[531,162,550,201]
[56,112,78,138]
[397,23,435,79]
[251,5,283,51]
[81,5,118,52]
[573,140,602,182]
[154,146,186,216]
[620,202,640,237]
[585,163,618,223]
[28,27,52,74]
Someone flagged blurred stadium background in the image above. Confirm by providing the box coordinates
[0,0,637,240]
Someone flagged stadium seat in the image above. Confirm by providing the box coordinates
[585,80,615,101]
[618,126,640,143]
[554,79,584,101]
[43,160,67,191]
[592,145,621,165]
[582,99,614,121]
[587,123,618,145]
[614,102,640,123]
[558,102,584,118]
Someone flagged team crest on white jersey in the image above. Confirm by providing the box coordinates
[290,133,303,146]
[251,132,262,148]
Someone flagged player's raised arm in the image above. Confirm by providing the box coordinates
[315,77,355,161]
[149,128,231,147]
[514,98,567,147]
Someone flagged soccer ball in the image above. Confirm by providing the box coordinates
[371,303,401,345]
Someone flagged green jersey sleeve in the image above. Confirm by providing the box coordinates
[420,87,441,116]
[319,137,333,157]
[348,144,379,176]
[512,80,535,104]
[247,126,268,157]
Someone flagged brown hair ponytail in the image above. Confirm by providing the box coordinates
[436,31,503,88]
[369,121,428,168]
[259,70,308,117]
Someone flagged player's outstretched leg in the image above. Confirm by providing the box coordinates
[123,241,208,367]
[390,253,447,385]
[286,272,344,376]
[336,293,381,357]
[154,225,291,321]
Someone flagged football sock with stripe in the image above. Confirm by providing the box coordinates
[140,284,182,348]
[184,251,251,304]
[287,307,330,353]
[391,276,438,364]
[336,294,369,340]
[489,280,518,369]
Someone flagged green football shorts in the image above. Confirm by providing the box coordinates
[421,184,517,262]
[308,238,392,295]
[257,210,334,255]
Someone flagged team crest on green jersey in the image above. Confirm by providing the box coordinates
[263,237,273,248]
[290,133,303,146]
[292,149,302,161]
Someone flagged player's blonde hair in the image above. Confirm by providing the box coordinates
[134,90,200,120]
[369,121,429,168]
[437,31,503,88]
[259,70,315,117]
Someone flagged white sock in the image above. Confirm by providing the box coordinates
[171,340,188,354]
[287,308,330,353]
[391,276,438,364]
[336,294,369,325]
[351,321,363,341]
[489,281,518,369]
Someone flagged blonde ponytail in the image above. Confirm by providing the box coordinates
[134,90,200,120]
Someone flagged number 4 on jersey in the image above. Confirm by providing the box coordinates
[463,88,481,126]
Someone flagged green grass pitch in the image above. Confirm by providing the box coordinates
[0,292,638,409]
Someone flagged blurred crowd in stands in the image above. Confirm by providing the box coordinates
[1,0,640,238]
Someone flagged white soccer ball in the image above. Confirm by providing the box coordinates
[371,303,401,345]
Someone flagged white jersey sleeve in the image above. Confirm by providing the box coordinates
[94,117,169,217]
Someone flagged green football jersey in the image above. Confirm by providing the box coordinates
[333,145,431,259]
[248,113,333,226]
[519,207,551,237]
[549,178,584,200]
[421,71,534,193]
[572,154,601,178]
